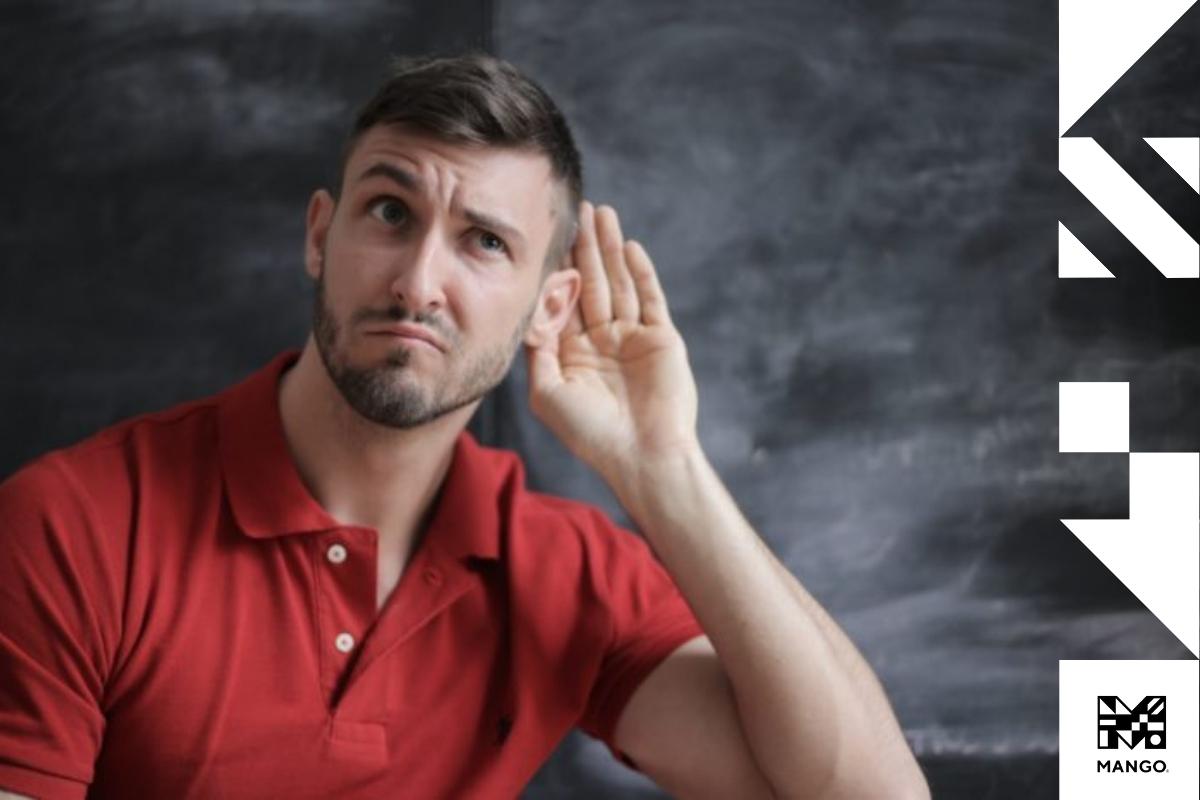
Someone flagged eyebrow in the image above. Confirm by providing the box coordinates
[355,162,527,250]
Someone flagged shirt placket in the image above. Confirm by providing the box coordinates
[311,527,378,706]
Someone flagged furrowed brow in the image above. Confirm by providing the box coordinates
[354,163,528,251]
[356,163,423,191]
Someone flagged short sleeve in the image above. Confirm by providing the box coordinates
[0,456,111,799]
[576,511,705,769]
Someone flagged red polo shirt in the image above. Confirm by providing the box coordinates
[0,350,704,799]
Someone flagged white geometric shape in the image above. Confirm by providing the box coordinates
[1059,0,1196,135]
[1059,222,1116,278]
[1060,137,1200,278]
[1130,452,1200,523]
[1059,382,1130,453]
[1146,136,1200,192]
[1061,515,1199,657]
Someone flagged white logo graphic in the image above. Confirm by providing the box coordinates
[1058,0,1198,279]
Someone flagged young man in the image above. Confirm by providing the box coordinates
[0,55,928,799]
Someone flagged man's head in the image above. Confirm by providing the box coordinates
[338,54,583,272]
[304,54,583,430]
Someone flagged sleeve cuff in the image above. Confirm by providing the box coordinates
[580,612,706,770]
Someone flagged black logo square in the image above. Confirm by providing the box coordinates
[1098,696,1166,749]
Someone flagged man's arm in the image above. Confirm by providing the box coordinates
[608,446,928,799]
[525,201,929,799]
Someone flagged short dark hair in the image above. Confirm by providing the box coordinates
[338,53,583,271]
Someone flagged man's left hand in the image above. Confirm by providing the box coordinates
[526,201,699,483]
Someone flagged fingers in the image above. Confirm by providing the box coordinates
[623,239,671,326]
[594,205,640,323]
[573,201,612,328]
[573,200,670,328]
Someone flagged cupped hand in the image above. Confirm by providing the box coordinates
[526,201,700,481]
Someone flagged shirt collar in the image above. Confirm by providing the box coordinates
[217,349,503,562]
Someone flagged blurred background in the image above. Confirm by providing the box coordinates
[1,1,1196,796]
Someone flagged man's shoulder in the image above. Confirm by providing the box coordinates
[79,394,220,458]
[516,485,615,535]
[478,447,679,629]
[470,441,639,553]
[0,390,224,515]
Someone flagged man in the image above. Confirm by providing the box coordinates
[0,55,928,799]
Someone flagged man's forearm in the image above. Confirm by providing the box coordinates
[605,444,929,800]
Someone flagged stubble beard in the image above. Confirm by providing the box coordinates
[311,264,533,430]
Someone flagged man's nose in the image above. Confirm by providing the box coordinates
[389,227,449,315]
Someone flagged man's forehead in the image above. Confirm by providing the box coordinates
[346,126,557,208]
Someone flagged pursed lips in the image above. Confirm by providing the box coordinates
[368,323,447,352]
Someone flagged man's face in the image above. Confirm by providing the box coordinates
[304,125,571,429]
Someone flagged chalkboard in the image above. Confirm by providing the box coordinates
[2,1,1197,798]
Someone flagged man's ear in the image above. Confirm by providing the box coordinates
[304,189,335,280]
[524,268,582,348]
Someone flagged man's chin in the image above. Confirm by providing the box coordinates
[346,387,439,430]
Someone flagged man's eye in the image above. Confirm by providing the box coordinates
[368,198,408,226]
[477,230,508,254]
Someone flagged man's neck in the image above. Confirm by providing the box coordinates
[277,338,476,561]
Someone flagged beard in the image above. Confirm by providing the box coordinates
[311,263,533,429]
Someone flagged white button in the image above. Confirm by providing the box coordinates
[326,543,348,564]
[334,632,355,653]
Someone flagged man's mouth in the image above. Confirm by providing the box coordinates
[368,323,446,352]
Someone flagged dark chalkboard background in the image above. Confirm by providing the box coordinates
[2,1,1197,797]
